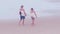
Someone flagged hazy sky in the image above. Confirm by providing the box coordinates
[0,0,60,19]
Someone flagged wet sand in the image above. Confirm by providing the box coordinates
[0,15,60,34]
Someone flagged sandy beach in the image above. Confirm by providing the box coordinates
[0,15,60,34]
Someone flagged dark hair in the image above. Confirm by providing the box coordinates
[31,8,33,10]
[21,5,24,8]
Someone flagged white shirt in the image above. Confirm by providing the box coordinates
[21,11,25,16]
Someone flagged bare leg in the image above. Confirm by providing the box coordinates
[19,19,22,25]
[22,19,25,25]
[31,17,35,25]
[32,19,34,25]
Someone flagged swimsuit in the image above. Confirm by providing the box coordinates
[31,12,36,19]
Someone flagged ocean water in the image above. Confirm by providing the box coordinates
[0,0,60,19]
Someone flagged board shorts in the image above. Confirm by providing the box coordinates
[20,15,25,20]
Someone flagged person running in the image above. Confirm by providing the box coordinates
[19,5,26,25]
[30,8,37,25]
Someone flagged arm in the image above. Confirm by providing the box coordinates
[34,11,37,18]
[23,9,26,16]
[19,9,21,15]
